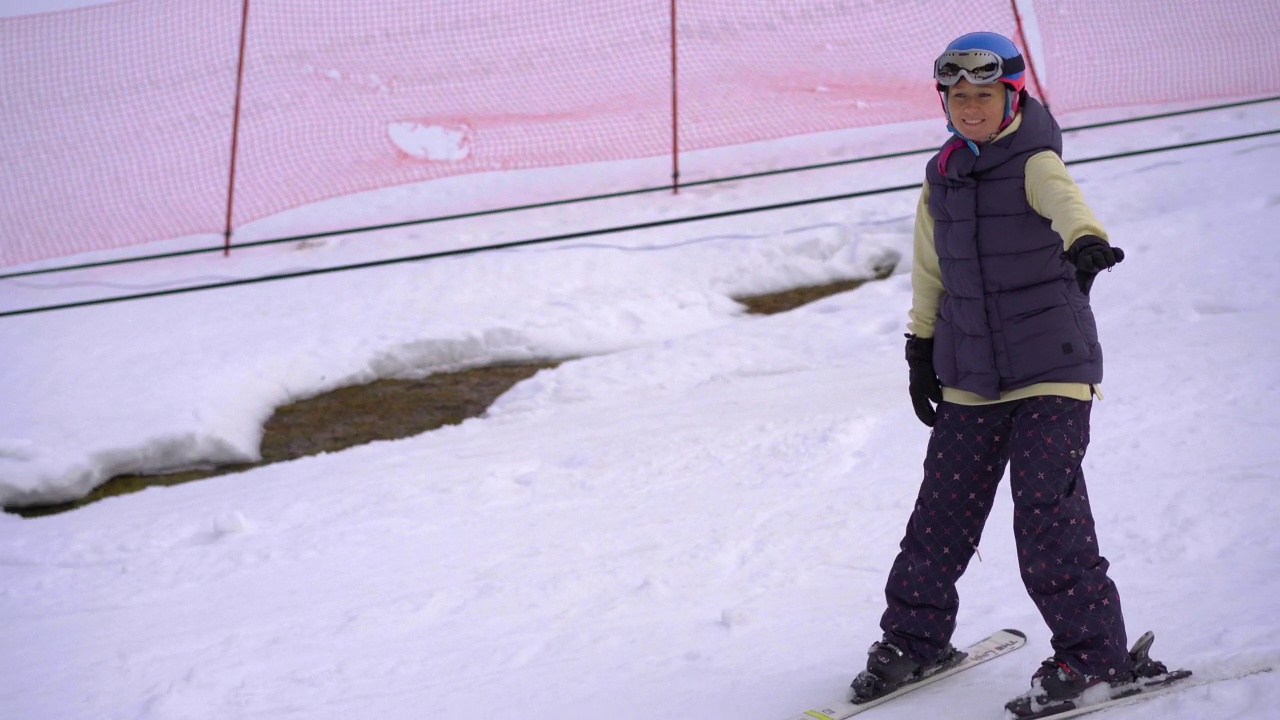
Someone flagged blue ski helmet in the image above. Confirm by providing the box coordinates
[934,31,1027,95]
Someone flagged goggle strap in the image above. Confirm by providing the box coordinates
[1001,55,1026,76]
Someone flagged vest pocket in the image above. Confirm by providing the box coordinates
[1002,302,1094,380]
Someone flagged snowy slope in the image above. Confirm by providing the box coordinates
[2,67,1279,720]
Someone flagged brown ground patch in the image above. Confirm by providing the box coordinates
[8,279,871,517]
[736,278,871,315]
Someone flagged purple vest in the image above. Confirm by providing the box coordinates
[924,96,1102,399]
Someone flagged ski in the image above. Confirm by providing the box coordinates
[785,629,1027,720]
[1004,665,1273,720]
[1005,669,1191,720]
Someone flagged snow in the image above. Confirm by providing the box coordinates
[3,25,1280,720]
[387,121,472,161]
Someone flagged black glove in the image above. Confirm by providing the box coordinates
[1067,235,1125,295]
[905,334,942,427]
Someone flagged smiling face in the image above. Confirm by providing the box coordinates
[945,78,1008,142]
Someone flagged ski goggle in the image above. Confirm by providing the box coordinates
[934,49,1024,86]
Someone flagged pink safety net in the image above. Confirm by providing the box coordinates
[230,1,675,235]
[1029,0,1280,111]
[674,1,1017,152]
[1,1,241,267]
[2,0,1278,268]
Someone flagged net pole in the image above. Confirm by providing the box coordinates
[670,0,680,194]
[223,0,252,256]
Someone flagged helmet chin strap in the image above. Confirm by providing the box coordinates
[945,121,983,156]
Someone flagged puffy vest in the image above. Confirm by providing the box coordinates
[925,96,1103,399]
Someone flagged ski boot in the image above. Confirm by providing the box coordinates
[850,638,965,703]
[1005,631,1190,718]
[1003,655,1107,718]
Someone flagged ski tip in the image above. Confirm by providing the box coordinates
[1002,629,1027,639]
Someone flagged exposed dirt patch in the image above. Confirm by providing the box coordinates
[8,279,869,517]
[11,364,558,518]
[736,278,872,315]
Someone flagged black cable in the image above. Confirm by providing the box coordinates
[1063,95,1279,133]
[2,126,1278,319]
[0,181,923,318]
[1066,128,1280,164]
[3,94,1276,282]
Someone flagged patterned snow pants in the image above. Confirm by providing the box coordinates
[879,396,1131,679]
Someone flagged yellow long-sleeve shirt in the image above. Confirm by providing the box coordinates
[908,113,1109,406]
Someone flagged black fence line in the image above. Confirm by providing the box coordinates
[3,94,1277,283]
[0,181,925,319]
[3,126,1277,320]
